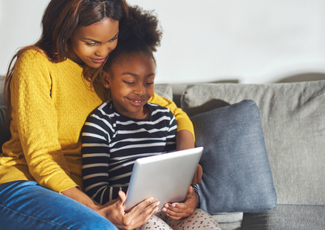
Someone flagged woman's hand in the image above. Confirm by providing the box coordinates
[62,187,159,230]
[161,186,199,220]
[97,191,159,230]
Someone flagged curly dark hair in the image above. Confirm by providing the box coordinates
[104,5,162,72]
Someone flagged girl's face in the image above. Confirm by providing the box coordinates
[104,53,156,120]
[69,17,119,68]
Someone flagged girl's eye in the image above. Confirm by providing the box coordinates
[124,81,135,85]
[146,82,154,86]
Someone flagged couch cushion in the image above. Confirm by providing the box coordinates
[191,100,276,213]
[181,81,325,205]
[0,106,11,150]
[212,212,243,230]
[241,204,325,230]
[154,84,173,101]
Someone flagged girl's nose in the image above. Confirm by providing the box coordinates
[135,83,145,96]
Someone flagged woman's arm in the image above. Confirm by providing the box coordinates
[62,187,159,230]
[11,50,77,191]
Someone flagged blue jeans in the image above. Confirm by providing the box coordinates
[0,181,118,230]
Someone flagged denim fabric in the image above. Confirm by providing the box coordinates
[0,181,117,230]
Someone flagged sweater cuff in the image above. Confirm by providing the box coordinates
[41,172,79,193]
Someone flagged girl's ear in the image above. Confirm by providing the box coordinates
[102,71,111,89]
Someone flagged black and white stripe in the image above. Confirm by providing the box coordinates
[81,101,177,204]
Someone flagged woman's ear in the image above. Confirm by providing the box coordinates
[102,71,111,89]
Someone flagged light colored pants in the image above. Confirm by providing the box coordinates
[136,208,222,230]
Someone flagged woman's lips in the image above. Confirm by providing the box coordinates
[91,57,107,64]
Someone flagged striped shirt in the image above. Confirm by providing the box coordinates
[81,100,177,204]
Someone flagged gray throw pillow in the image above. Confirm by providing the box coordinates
[192,100,277,213]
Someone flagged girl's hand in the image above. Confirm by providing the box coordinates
[99,191,160,230]
[161,186,199,220]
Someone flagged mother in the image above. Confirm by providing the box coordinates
[0,0,195,229]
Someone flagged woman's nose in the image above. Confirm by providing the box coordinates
[95,42,117,57]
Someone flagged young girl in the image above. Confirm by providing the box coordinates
[81,6,221,230]
[0,0,195,229]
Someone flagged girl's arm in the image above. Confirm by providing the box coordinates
[81,113,126,205]
[148,93,195,150]
[162,186,199,220]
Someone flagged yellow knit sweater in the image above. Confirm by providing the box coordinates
[0,50,194,193]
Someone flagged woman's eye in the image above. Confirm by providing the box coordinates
[109,36,118,42]
[146,82,154,86]
[109,33,119,42]
[86,42,97,46]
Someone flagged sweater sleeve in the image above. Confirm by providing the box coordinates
[148,93,194,138]
[10,50,77,192]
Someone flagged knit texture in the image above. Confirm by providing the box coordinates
[0,49,194,193]
[0,50,103,192]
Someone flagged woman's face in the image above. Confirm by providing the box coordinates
[69,17,119,68]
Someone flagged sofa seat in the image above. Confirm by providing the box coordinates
[241,204,325,229]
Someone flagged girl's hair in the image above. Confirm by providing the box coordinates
[103,5,162,74]
[3,0,128,125]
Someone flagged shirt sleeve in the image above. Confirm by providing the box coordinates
[149,93,195,139]
[11,50,77,192]
[166,112,177,152]
[81,112,112,204]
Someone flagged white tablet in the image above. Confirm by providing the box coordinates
[124,147,203,211]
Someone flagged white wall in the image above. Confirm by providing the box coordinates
[0,0,50,75]
[1,0,325,84]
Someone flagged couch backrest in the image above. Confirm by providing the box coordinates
[181,81,325,206]
[0,77,4,106]
[0,106,10,150]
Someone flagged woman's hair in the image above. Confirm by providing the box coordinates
[103,5,162,75]
[3,0,128,125]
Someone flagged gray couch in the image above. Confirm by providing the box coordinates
[1,81,325,230]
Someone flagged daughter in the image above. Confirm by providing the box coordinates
[81,5,221,230]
